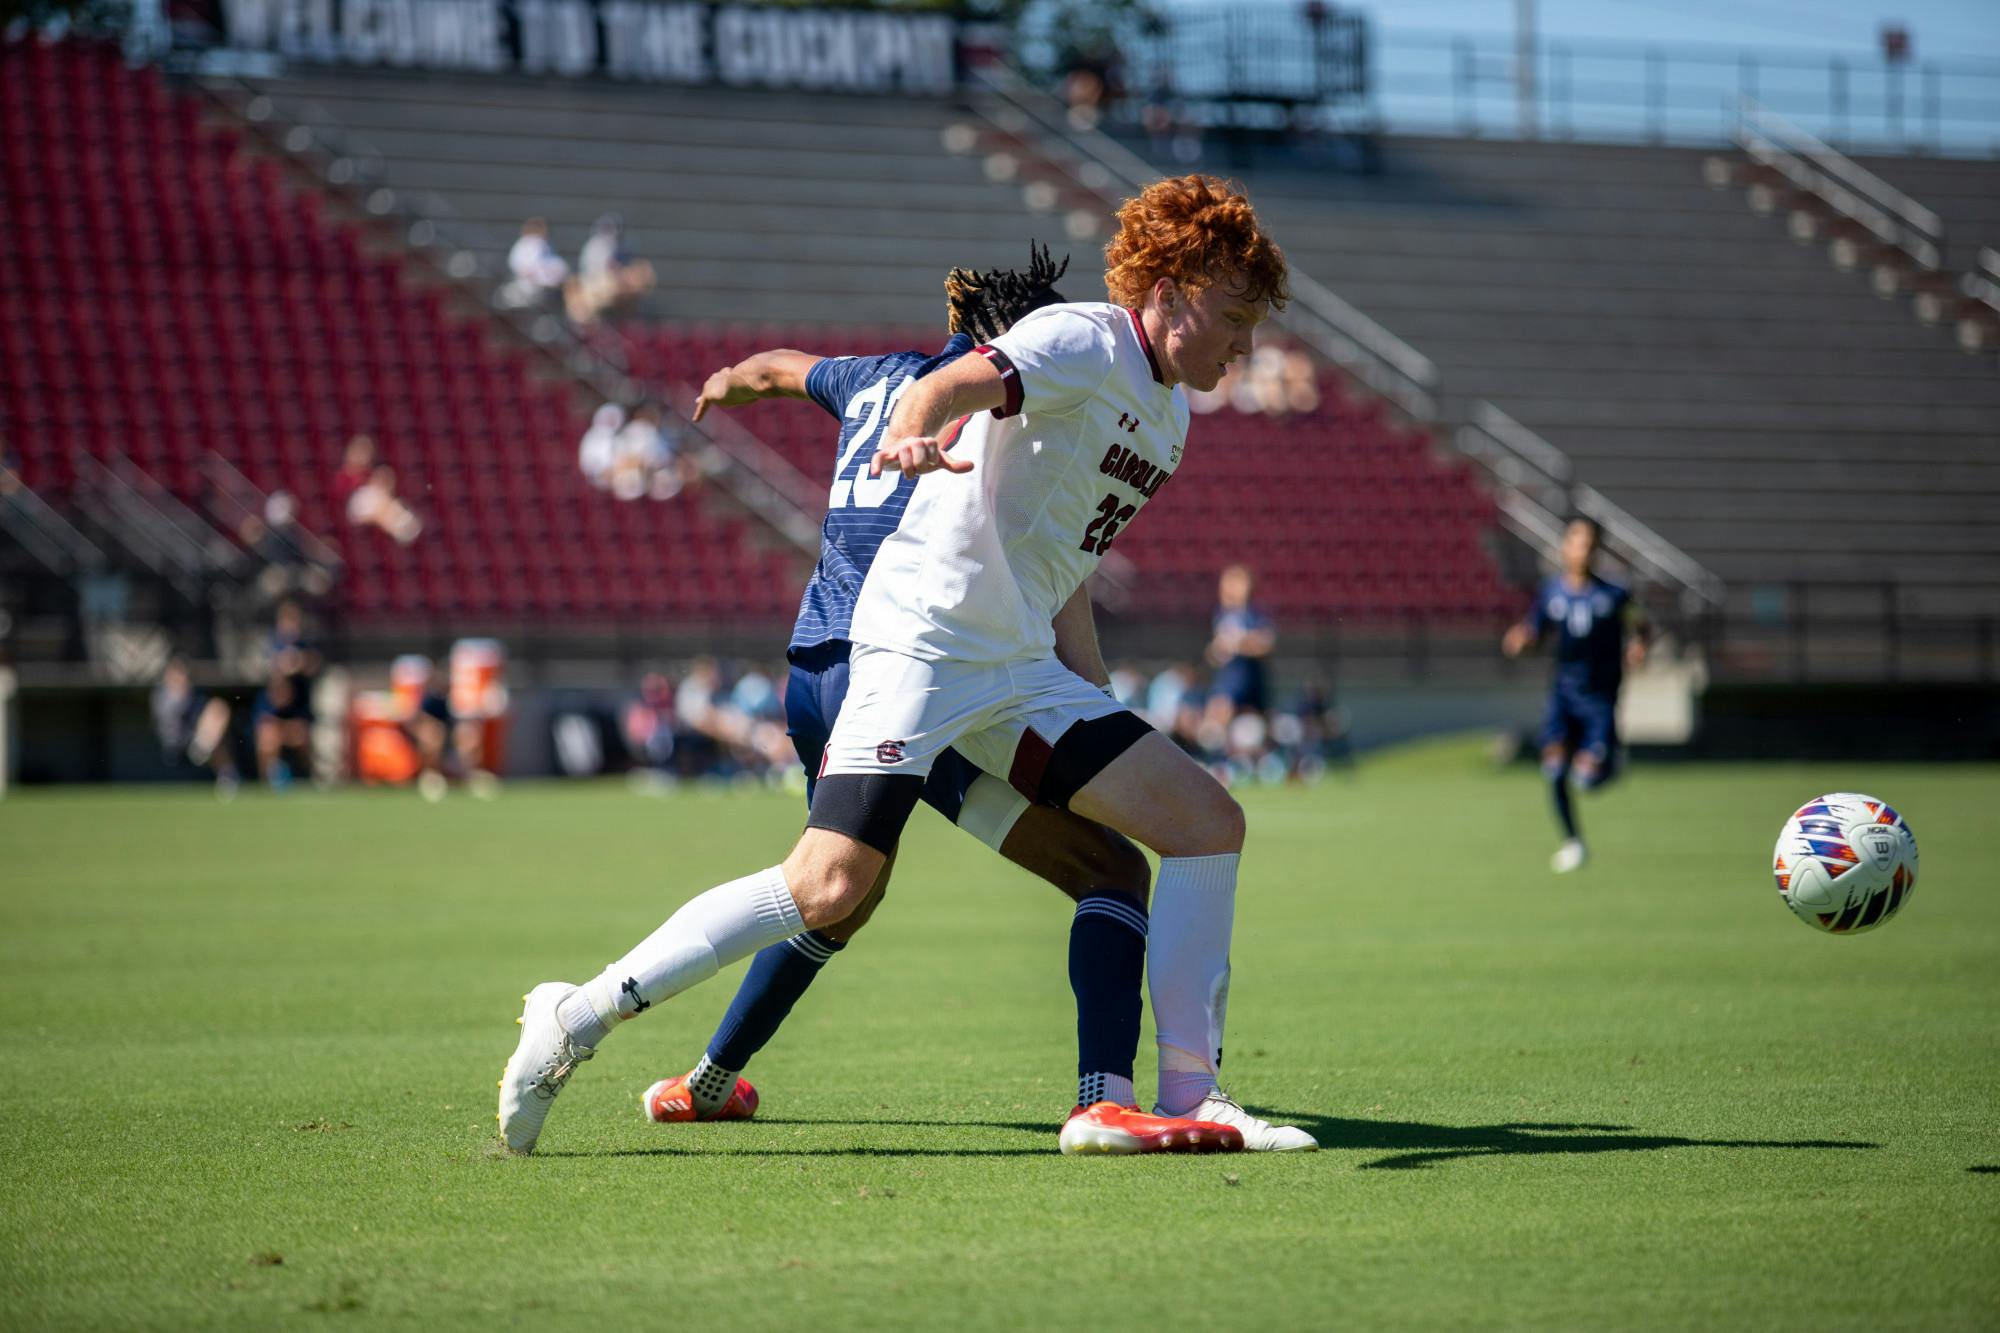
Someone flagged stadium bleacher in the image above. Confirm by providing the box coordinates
[0,40,804,627]
[1,45,1515,632]
[1108,135,2000,617]
[626,325,1511,621]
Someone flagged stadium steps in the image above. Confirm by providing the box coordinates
[240,68,1055,327]
[1104,131,2000,618]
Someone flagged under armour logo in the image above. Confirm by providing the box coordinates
[620,978,650,1014]
[876,739,906,764]
[1116,412,1140,434]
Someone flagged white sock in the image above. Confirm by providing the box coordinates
[557,866,803,1045]
[687,1053,738,1116]
[1148,852,1238,1115]
[1078,1072,1136,1109]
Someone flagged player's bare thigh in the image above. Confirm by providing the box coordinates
[1067,731,1245,859]
[998,805,1151,907]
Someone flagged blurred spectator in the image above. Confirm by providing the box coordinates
[579,403,624,490]
[1061,44,1121,130]
[623,671,681,781]
[499,217,568,310]
[1107,663,1147,712]
[673,657,729,773]
[1145,661,1206,752]
[151,657,238,797]
[728,663,797,772]
[565,214,656,326]
[610,401,696,502]
[330,434,376,513]
[1188,339,1320,417]
[235,490,333,605]
[254,600,321,789]
[1208,565,1275,711]
[346,462,423,544]
[581,400,698,502]
[393,654,497,802]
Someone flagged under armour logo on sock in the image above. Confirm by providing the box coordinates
[620,978,650,1014]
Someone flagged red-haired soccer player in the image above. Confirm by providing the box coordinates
[499,176,1317,1153]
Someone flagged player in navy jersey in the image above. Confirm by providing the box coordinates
[635,247,1241,1154]
[1503,516,1649,872]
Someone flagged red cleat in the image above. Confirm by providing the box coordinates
[642,1072,760,1123]
[1058,1101,1244,1155]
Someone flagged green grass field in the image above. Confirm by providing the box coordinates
[2,738,1996,1330]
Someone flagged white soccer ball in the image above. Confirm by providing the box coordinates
[1772,792,1918,935]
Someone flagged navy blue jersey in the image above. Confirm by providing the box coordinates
[1529,575,1631,695]
[789,333,975,654]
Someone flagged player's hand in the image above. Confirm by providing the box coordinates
[691,368,753,421]
[1501,623,1533,658]
[870,434,973,478]
[1626,638,1649,669]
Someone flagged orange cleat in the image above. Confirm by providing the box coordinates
[1058,1101,1244,1155]
[642,1071,760,1123]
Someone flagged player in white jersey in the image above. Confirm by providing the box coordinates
[499,175,1316,1153]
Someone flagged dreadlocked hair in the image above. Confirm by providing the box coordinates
[945,242,1071,344]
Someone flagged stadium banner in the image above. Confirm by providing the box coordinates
[204,0,960,94]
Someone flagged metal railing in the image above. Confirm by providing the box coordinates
[1371,29,2000,155]
[969,62,1440,421]
[191,73,828,562]
[1457,402,1725,615]
[0,473,107,577]
[202,453,346,575]
[73,454,240,597]
[1734,97,1945,272]
[1961,248,2000,321]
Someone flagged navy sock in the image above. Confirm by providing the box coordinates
[1069,892,1148,1091]
[1550,774,1579,841]
[706,929,843,1070]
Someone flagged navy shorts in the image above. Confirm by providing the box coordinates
[786,641,984,824]
[1538,683,1619,781]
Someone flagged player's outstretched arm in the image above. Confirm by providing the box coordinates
[1501,621,1537,658]
[691,350,822,421]
[869,353,1007,477]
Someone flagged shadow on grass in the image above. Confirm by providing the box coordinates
[1258,1110,1881,1171]
[537,1146,1050,1159]
[528,1113,1881,1166]
[1968,1165,2000,1174]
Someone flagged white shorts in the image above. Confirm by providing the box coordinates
[820,646,1134,807]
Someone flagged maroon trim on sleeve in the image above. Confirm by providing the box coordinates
[974,344,1024,418]
[1125,308,1166,385]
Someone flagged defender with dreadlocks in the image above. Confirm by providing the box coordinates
[632,246,1241,1154]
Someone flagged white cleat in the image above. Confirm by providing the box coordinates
[1551,838,1589,874]
[1157,1091,1318,1152]
[497,982,594,1154]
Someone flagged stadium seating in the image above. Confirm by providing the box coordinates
[0,39,803,626]
[625,325,1513,622]
[1,43,1510,631]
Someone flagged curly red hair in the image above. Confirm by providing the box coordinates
[1102,174,1288,311]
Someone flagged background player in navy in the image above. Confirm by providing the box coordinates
[1502,517,1649,873]
[643,247,1236,1153]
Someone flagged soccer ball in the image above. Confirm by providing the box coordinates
[1772,793,1917,935]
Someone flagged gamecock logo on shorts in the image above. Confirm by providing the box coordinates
[875,739,907,764]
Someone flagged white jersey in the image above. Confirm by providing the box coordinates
[849,302,1190,663]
